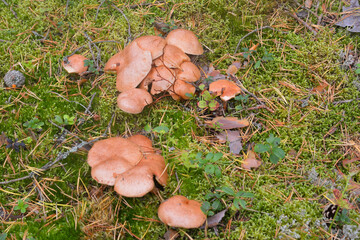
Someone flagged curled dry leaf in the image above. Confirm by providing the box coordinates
[216,130,242,155]
[200,208,227,229]
[241,150,261,170]
[206,117,249,129]
[164,229,179,240]
[226,61,241,76]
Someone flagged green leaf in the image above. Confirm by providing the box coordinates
[199,84,205,90]
[153,125,169,134]
[205,164,215,175]
[254,60,261,69]
[202,91,213,101]
[205,193,214,200]
[254,144,270,153]
[270,147,285,163]
[54,115,63,124]
[208,100,217,111]
[198,100,207,108]
[221,186,235,196]
[212,199,221,210]
[214,167,222,177]
[201,201,211,213]
[212,152,223,161]
[0,233,7,240]
[144,124,152,133]
[205,153,214,160]
[236,191,254,198]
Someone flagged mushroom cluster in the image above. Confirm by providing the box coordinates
[105,29,203,114]
[87,134,168,197]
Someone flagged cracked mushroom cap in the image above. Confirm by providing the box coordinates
[158,195,206,228]
[62,54,88,75]
[176,61,201,83]
[114,154,168,197]
[135,35,166,60]
[148,66,176,95]
[209,79,242,101]
[127,134,155,154]
[117,88,153,114]
[156,44,190,69]
[165,29,203,55]
[116,41,152,92]
[104,51,123,72]
[172,79,195,100]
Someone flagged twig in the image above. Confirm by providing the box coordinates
[48,91,88,111]
[0,39,11,43]
[0,114,115,185]
[129,1,165,9]
[287,11,318,36]
[111,3,132,44]
[95,0,107,21]
[234,26,275,54]
[333,98,360,105]
[1,0,9,6]
[65,0,70,17]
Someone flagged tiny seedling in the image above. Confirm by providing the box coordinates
[334,209,351,227]
[254,134,285,164]
[54,114,75,125]
[191,152,223,177]
[220,186,254,210]
[14,199,29,213]
[84,59,99,74]
[197,83,219,111]
[234,94,249,110]
[201,192,223,216]
[23,117,44,130]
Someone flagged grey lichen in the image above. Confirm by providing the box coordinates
[4,70,25,87]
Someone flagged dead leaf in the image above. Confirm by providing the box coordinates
[200,209,227,229]
[164,229,179,240]
[216,130,243,154]
[342,157,360,166]
[305,0,312,8]
[226,61,241,76]
[335,0,360,32]
[241,150,261,170]
[206,117,249,130]
[312,82,328,93]
[0,132,7,146]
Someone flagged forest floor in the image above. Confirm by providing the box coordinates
[0,0,360,239]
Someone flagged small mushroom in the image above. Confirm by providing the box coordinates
[62,54,88,75]
[209,79,241,101]
[114,154,168,197]
[158,195,206,229]
[165,29,203,55]
[117,88,153,114]
[116,41,152,92]
[104,51,122,72]
[4,70,25,88]
[176,61,201,83]
[134,35,166,60]
[157,44,190,69]
[172,80,195,100]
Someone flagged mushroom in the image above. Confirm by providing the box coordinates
[117,88,153,114]
[148,66,176,95]
[158,195,206,228]
[165,29,203,55]
[104,51,122,72]
[127,134,155,154]
[157,44,190,69]
[176,61,201,83]
[209,79,241,101]
[172,80,195,100]
[134,35,166,60]
[4,70,25,88]
[62,54,88,75]
[114,154,168,197]
[116,41,152,92]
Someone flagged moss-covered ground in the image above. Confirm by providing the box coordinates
[1,0,360,239]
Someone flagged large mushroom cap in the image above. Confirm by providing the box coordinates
[158,44,190,69]
[114,154,168,197]
[209,79,242,101]
[176,61,201,83]
[165,29,203,55]
[62,54,88,75]
[116,41,152,92]
[149,66,176,95]
[173,80,195,100]
[158,195,206,229]
[127,134,155,154]
[104,51,123,72]
[135,35,166,60]
[117,88,153,114]
[87,137,143,167]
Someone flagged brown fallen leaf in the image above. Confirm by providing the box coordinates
[312,82,328,93]
[226,61,241,76]
[216,130,243,154]
[0,132,7,146]
[241,150,261,170]
[206,117,249,129]
[200,208,227,229]
[305,0,312,8]
[164,229,179,240]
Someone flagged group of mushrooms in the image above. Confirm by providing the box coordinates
[62,29,245,229]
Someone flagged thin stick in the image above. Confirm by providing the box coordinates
[287,11,318,36]
[65,0,70,17]
[129,1,165,9]
[234,26,274,54]
[111,3,132,44]
[1,0,9,6]
[95,0,107,21]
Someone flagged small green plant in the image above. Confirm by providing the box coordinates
[201,186,254,216]
[191,152,223,177]
[197,83,219,111]
[54,115,75,125]
[254,134,285,164]
[355,63,360,74]
[14,199,29,213]
[334,209,351,227]
[23,117,44,130]
[234,94,249,110]
[84,59,99,74]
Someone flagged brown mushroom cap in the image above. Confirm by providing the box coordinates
[116,41,152,92]
[158,195,206,228]
[127,134,155,154]
[114,154,168,197]
[172,80,195,100]
[165,29,204,55]
[149,66,176,95]
[87,137,143,168]
[62,54,88,74]
[135,35,166,60]
[104,51,122,72]
[176,61,201,83]
[159,44,190,69]
[117,88,153,114]
[209,79,242,101]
